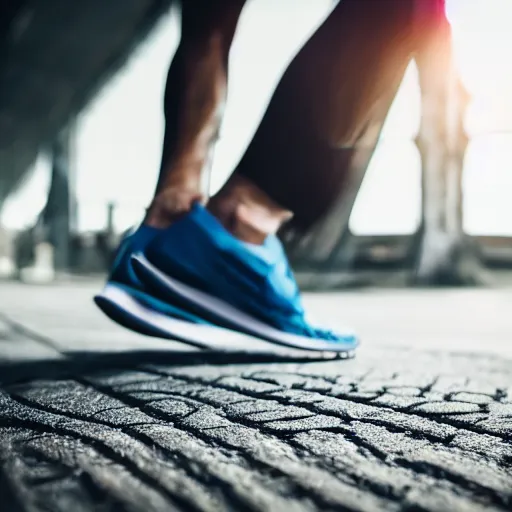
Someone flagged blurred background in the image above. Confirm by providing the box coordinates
[1,0,511,288]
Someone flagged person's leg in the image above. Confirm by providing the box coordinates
[144,0,246,228]
[98,2,245,302]
[208,0,418,240]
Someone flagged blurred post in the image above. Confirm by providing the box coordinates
[43,123,78,273]
[106,202,115,240]
[413,0,486,285]
[19,125,77,283]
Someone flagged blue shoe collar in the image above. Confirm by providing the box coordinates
[188,203,284,264]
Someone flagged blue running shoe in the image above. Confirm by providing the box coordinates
[94,224,320,356]
[131,204,359,353]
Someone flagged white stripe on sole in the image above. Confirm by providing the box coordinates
[95,283,345,357]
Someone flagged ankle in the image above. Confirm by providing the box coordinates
[207,176,292,244]
[144,184,204,229]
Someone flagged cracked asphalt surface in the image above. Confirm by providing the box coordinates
[0,283,511,511]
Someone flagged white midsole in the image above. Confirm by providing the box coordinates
[131,253,358,352]
[96,283,341,356]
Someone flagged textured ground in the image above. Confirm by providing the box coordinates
[0,282,511,512]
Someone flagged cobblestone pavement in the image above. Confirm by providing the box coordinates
[0,283,511,511]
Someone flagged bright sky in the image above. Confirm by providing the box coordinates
[2,0,511,236]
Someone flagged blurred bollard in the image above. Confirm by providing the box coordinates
[0,224,15,279]
[0,257,15,278]
[19,242,55,283]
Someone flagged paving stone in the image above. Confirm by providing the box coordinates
[410,401,481,415]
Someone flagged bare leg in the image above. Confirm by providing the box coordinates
[145,0,245,228]
[209,0,418,239]
[148,0,417,245]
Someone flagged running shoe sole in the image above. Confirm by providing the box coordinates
[131,253,359,353]
[94,282,352,357]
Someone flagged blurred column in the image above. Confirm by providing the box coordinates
[412,0,486,285]
[43,123,78,272]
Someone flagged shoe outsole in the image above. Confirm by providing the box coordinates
[94,283,354,358]
[130,253,359,353]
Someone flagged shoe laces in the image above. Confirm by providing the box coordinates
[293,315,345,341]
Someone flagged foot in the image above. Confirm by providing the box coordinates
[95,213,346,355]
[132,204,358,351]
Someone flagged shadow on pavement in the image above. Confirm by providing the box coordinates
[0,349,349,386]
